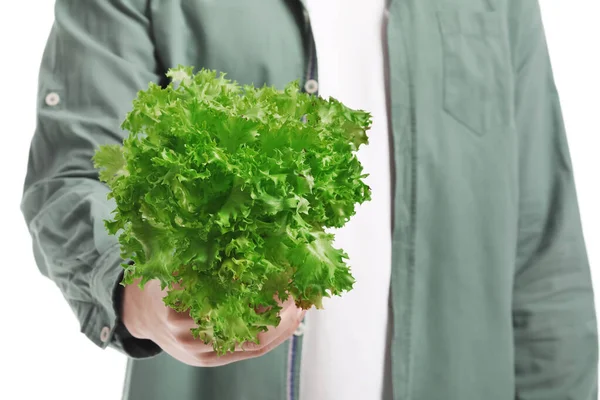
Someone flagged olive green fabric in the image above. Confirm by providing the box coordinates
[21,0,597,399]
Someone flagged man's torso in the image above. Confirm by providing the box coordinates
[123,1,520,399]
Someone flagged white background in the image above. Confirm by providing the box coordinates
[0,1,598,399]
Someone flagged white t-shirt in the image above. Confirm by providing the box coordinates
[299,1,393,399]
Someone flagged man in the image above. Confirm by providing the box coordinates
[21,0,598,399]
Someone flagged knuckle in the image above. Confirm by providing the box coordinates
[242,340,268,352]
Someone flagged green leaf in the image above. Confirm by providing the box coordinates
[93,66,372,355]
[93,144,127,185]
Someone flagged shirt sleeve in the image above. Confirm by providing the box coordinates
[510,1,598,398]
[21,0,164,359]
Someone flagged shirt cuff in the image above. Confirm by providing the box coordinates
[87,244,163,359]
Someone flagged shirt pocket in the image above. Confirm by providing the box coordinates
[436,10,511,136]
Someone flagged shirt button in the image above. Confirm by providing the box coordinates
[45,92,60,107]
[100,326,111,343]
[294,321,306,337]
[304,79,318,94]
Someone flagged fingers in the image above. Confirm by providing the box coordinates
[196,312,305,367]
[240,300,304,352]
[160,295,305,367]
[163,309,215,354]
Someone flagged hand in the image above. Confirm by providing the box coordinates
[121,278,306,367]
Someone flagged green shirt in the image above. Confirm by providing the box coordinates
[21,0,598,399]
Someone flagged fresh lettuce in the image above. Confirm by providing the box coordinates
[93,66,371,355]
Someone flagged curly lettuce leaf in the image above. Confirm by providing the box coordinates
[93,66,371,355]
